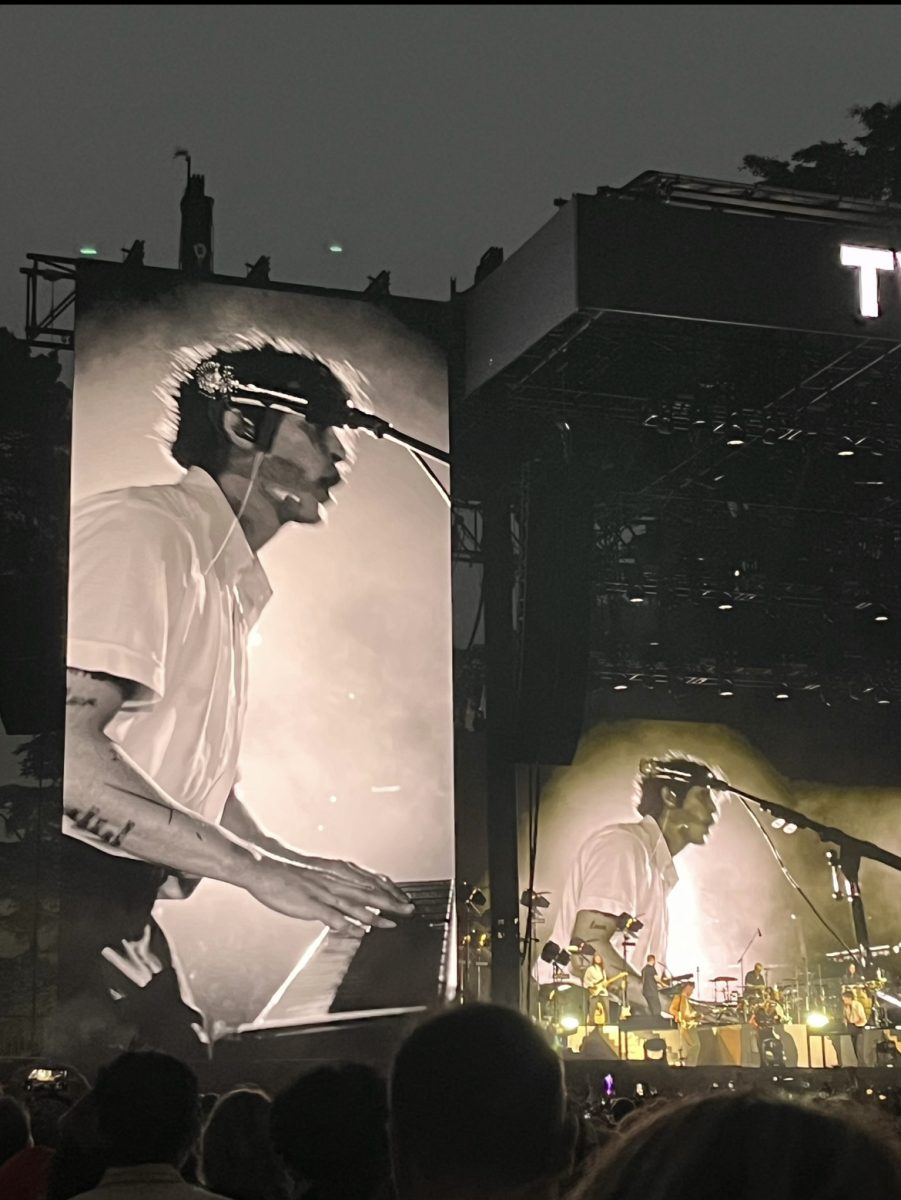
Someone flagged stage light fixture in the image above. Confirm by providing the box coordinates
[873,607,890,622]
[836,437,856,457]
[718,679,735,697]
[520,889,550,910]
[643,1037,668,1062]
[806,1011,829,1029]
[79,245,98,256]
[874,690,891,705]
[540,941,571,968]
[774,683,790,701]
[782,822,798,835]
[717,417,746,446]
[625,584,646,605]
[612,675,630,691]
[771,818,786,830]
[559,1015,580,1033]
[327,242,344,254]
[567,940,597,956]
[716,593,734,611]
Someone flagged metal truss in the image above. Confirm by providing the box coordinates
[21,254,78,351]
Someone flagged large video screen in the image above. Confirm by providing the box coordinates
[60,270,453,1056]
[526,702,901,1063]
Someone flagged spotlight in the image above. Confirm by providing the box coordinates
[540,941,571,968]
[875,691,892,706]
[806,1012,829,1029]
[625,584,646,605]
[466,887,487,910]
[643,1037,668,1062]
[771,818,786,830]
[567,940,597,956]
[718,679,735,697]
[836,437,856,457]
[782,823,798,835]
[873,607,890,623]
[612,675,630,692]
[615,912,644,934]
[520,889,550,910]
[559,1015,580,1033]
[703,590,733,611]
[716,417,746,446]
[774,684,791,701]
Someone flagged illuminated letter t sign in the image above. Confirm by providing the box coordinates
[840,244,896,318]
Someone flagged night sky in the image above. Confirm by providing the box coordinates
[3,5,901,331]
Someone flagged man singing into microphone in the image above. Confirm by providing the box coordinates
[537,756,720,1012]
[61,346,413,1055]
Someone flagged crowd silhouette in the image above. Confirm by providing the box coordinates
[0,1004,899,1200]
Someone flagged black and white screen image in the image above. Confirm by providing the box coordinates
[61,273,454,1055]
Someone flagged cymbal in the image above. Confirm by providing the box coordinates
[711,976,737,982]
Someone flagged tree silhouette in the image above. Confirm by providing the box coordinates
[0,329,71,733]
[742,101,901,202]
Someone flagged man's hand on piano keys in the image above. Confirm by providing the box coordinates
[245,852,415,930]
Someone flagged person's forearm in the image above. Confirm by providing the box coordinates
[64,734,269,888]
[219,789,307,861]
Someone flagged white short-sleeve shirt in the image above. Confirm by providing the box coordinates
[65,467,272,857]
[536,815,678,982]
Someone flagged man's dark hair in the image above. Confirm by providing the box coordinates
[93,1051,200,1168]
[647,955,655,963]
[842,988,855,999]
[270,1062,389,1194]
[637,757,715,820]
[169,347,352,476]
[578,1091,901,1199]
[0,1096,30,1167]
[390,1004,570,1196]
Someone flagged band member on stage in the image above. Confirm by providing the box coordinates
[751,989,787,1067]
[669,982,701,1067]
[539,757,720,1011]
[583,954,611,1026]
[640,954,664,1019]
[843,961,863,988]
[61,347,414,1054]
[842,988,868,1064]
[744,962,766,995]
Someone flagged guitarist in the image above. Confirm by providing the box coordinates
[582,954,627,1025]
[669,981,701,1066]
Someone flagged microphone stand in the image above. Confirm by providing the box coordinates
[232,384,451,466]
[713,780,901,974]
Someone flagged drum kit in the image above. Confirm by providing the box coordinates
[692,968,804,1025]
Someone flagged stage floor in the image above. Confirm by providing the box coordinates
[564,1022,896,1070]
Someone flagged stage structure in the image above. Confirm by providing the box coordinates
[453,172,901,1064]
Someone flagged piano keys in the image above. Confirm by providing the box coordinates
[234,879,454,1033]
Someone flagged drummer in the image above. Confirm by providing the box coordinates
[744,962,767,995]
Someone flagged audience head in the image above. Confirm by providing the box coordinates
[574,1090,901,1200]
[0,1096,30,1167]
[202,1087,289,1200]
[390,1003,570,1199]
[93,1051,200,1168]
[270,1062,389,1199]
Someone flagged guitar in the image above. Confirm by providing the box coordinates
[586,970,628,997]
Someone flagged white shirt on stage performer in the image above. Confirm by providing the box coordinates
[535,757,720,1012]
[60,347,413,1056]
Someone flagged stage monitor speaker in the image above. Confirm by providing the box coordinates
[514,456,593,766]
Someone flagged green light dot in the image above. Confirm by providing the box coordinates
[79,246,98,256]
[328,243,343,254]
